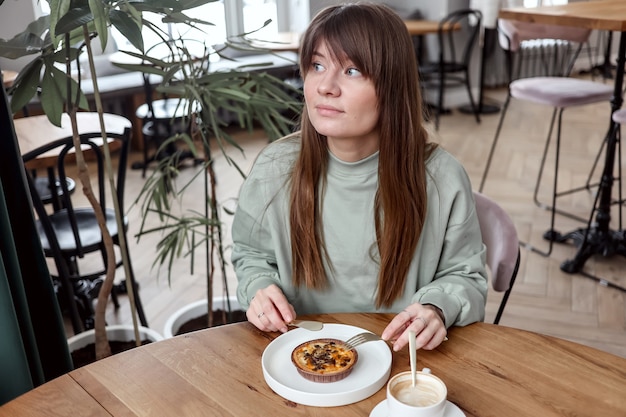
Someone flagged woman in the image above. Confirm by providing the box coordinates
[231,3,487,352]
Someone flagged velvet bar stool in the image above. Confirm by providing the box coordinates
[479,19,614,257]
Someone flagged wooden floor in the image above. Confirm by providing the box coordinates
[65,82,626,359]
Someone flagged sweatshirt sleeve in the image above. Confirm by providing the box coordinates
[231,140,296,310]
[413,151,488,327]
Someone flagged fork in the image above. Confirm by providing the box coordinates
[344,331,383,349]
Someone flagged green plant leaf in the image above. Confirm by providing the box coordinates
[48,0,71,46]
[0,15,50,59]
[110,9,144,52]
[127,0,184,12]
[122,1,142,23]
[162,11,213,27]
[51,46,80,63]
[39,68,63,127]
[9,58,43,113]
[88,0,108,51]
[0,33,43,59]
[56,6,93,35]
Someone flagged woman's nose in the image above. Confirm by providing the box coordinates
[317,73,340,96]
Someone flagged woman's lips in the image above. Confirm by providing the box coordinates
[315,105,342,116]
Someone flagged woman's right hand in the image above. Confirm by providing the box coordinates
[247,284,296,333]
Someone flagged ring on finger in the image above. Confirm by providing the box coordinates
[257,311,265,319]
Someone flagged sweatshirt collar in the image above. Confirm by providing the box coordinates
[328,150,379,177]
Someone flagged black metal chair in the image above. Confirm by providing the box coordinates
[133,72,191,177]
[22,129,148,334]
[32,168,76,211]
[418,9,482,130]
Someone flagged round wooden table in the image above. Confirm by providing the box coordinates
[1,313,625,416]
[1,70,18,88]
[403,19,460,36]
[15,112,131,170]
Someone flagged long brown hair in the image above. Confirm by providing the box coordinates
[290,3,435,307]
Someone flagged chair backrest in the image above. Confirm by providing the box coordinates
[438,9,482,67]
[473,191,520,324]
[498,19,591,52]
[22,128,131,256]
[498,19,591,80]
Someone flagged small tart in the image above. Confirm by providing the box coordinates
[291,338,358,383]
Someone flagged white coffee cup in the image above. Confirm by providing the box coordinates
[386,369,447,417]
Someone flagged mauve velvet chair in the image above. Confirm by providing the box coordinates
[473,191,520,325]
[479,19,613,257]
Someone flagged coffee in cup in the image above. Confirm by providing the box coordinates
[386,369,447,417]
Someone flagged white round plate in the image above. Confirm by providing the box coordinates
[262,323,392,407]
[369,399,465,417]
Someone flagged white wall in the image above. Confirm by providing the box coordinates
[308,0,475,107]
[285,0,310,32]
[309,0,439,19]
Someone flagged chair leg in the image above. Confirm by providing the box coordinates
[110,284,120,309]
[531,109,567,258]
[532,108,559,212]
[479,94,512,193]
[618,126,623,229]
[584,137,607,191]
[142,128,149,179]
[436,71,444,131]
[464,70,481,124]
[493,251,520,325]
[494,288,511,325]
[533,108,604,224]
[57,274,85,334]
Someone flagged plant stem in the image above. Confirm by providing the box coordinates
[82,25,141,354]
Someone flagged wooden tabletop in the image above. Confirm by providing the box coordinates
[249,32,301,53]
[2,70,18,88]
[404,19,460,36]
[14,112,131,170]
[2,313,625,416]
[499,0,626,32]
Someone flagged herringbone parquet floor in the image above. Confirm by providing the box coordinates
[70,82,626,359]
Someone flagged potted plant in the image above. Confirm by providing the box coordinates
[2,0,301,347]
[127,29,302,335]
[0,0,258,361]
[1,1,141,362]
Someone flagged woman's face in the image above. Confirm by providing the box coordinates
[303,41,380,160]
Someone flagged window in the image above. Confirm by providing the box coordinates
[523,0,569,6]
[243,0,278,37]
[40,0,303,53]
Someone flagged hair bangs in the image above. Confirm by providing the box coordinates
[299,4,381,80]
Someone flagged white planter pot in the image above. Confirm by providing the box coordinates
[163,296,241,339]
[67,324,164,352]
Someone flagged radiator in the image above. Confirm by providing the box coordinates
[483,39,591,87]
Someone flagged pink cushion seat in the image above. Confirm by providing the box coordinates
[510,77,613,108]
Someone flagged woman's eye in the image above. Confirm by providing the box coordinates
[346,67,362,77]
[312,62,324,72]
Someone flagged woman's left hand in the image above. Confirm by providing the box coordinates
[381,303,447,352]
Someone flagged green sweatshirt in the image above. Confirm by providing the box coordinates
[231,136,487,327]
